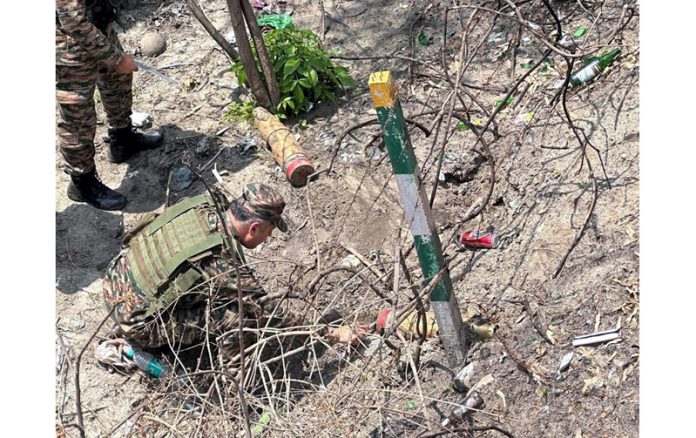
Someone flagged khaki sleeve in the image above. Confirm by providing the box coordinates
[56,0,123,70]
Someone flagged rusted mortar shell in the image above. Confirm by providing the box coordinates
[253,107,315,187]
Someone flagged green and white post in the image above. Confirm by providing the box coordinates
[369,71,466,366]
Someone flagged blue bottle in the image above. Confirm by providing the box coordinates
[124,347,171,378]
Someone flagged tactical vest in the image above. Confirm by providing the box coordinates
[124,194,242,316]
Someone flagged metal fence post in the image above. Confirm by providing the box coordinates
[368,71,467,366]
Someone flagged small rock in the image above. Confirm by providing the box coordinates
[487,32,506,43]
[183,76,199,91]
[140,32,167,57]
[524,131,535,144]
[341,254,361,269]
[555,352,574,380]
[170,166,194,191]
[235,139,256,154]
[507,198,521,214]
[195,138,210,155]
[63,317,85,331]
[121,420,136,436]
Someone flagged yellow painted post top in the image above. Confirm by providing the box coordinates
[368,71,398,108]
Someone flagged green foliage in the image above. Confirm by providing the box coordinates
[223,101,255,123]
[231,28,355,117]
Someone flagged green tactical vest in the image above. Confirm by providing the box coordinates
[124,194,243,316]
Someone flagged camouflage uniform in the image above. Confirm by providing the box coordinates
[102,185,300,359]
[56,0,132,176]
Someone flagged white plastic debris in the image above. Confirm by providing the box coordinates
[453,362,475,392]
[572,328,621,347]
[56,336,65,376]
[95,338,137,371]
[340,152,357,163]
[550,79,566,89]
[130,111,152,128]
[555,352,574,380]
[487,32,506,43]
[120,420,136,436]
[558,352,574,372]
[558,34,575,49]
[527,20,541,30]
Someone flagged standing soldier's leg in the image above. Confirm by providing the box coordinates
[57,61,127,211]
[56,63,98,176]
[99,27,163,164]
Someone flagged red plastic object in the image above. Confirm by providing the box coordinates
[375,309,394,333]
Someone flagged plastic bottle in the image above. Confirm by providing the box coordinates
[441,391,484,427]
[570,48,621,86]
[124,347,171,378]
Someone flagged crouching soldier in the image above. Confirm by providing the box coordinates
[102,183,366,366]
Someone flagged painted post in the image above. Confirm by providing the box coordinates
[368,71,467,366]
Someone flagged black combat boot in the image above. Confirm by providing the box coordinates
[107,124,163,163]
[67,168,127,211]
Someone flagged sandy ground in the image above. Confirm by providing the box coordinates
[56,1,639,437]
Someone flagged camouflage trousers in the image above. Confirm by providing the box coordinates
[102,254,303,361]
[56,25,132,176]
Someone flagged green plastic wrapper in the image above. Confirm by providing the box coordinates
[418,30,430,45]
[257,14,294,30]
[495,97,513,108]
[251,412,271,436]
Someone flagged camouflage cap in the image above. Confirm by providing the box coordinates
[241,183,288,232]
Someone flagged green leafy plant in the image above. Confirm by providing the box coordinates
[231,28,355,117]
[223,101,255,123]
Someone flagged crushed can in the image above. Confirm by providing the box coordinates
[459,230,499,249]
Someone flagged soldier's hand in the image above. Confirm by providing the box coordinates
[326,324,368,346]
[115,54,139,74]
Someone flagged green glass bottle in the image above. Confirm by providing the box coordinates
[570,48,621,86]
